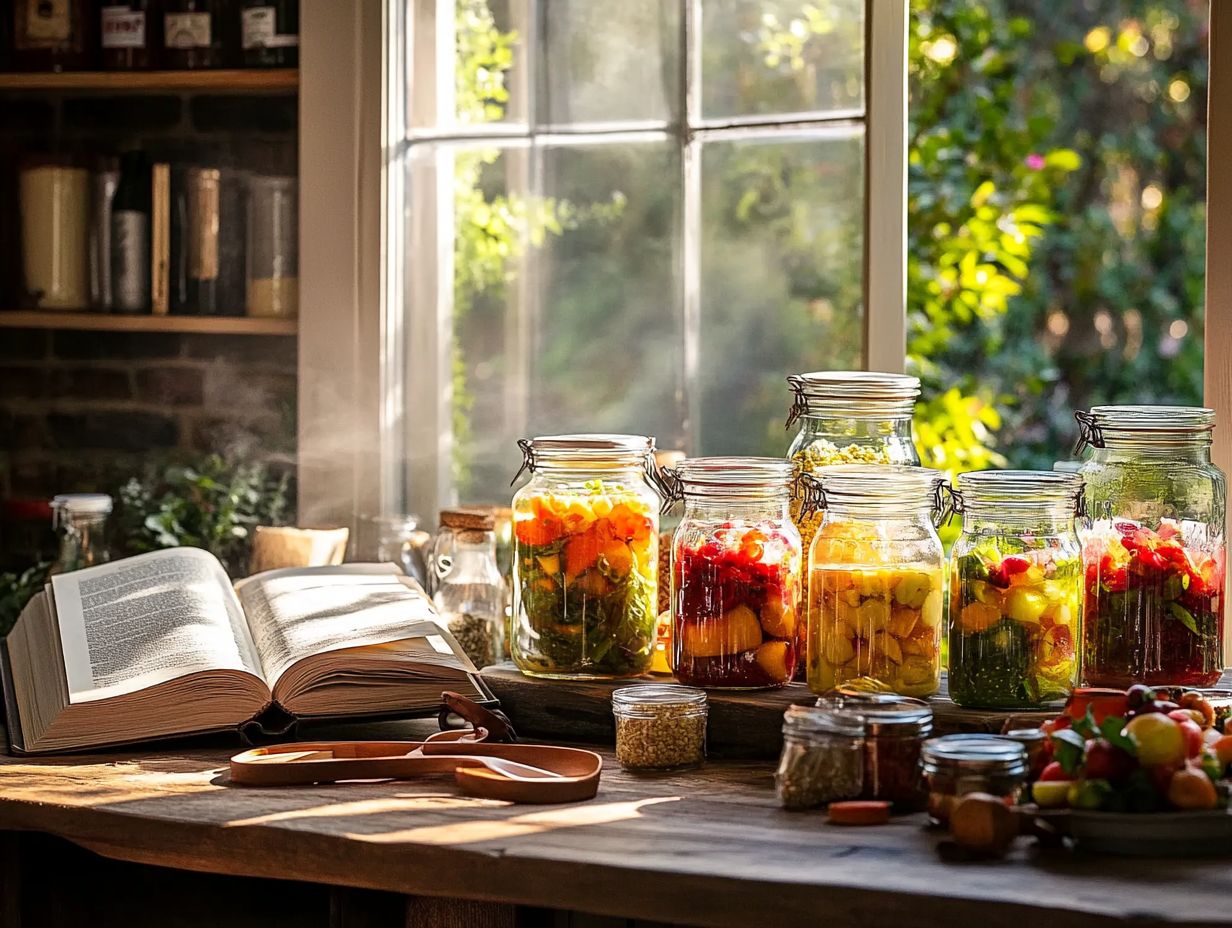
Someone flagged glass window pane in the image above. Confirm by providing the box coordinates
[409,0,530,135]
[413,138,685,505]
[529,139,685,446]
[699,0,865,120]
[536,0,680,127]
[697,130,865,456]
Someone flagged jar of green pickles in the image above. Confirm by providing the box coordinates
[948,471,1084,709]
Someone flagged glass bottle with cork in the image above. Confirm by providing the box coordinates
[432,508,506,670]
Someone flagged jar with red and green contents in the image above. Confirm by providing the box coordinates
[806,465,949,698]
[948,471,1084,709]
[666,457,804,688]
[510,434,662,679]
[1076,406,1226,687]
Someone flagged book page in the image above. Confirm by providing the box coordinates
[235,564,443,687]
[52,548,263,704]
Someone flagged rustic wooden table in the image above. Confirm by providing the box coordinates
[0,723,1230,928]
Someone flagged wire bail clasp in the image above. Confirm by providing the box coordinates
[796,472,826,517]
[510,438,536,486]
[657,465,684,515]
[932,481,956,529]
[784,375,809,431]
[1073,410,1104,456]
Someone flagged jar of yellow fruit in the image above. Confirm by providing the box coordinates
[806,465,949,698]
[510,434,663,679]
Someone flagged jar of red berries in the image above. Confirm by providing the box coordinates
[665,457,805,688]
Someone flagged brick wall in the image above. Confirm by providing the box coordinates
[0,329,297,501]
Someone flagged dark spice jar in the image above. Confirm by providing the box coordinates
[819,691,933,811]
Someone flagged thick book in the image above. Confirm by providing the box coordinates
[1,548,488,755]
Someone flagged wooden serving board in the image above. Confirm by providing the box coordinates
[480,662,1056,758]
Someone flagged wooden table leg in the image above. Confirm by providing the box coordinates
[405,896,518,928]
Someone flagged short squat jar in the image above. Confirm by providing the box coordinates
[948,471,1084,709]
[920,734,1029,825]
[774,704,865,810]
[511,434,661,679]
[612,684,707,772]
[1076,406,1226,687]
[820,691,934,811]
[807,465,948,698]
[667,457,803,689]
[785,371,921,565]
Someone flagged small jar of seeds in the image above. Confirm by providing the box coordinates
[612,684,707,772]
[774,704,864,810]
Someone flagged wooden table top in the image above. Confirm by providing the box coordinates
[0,723,1228,928]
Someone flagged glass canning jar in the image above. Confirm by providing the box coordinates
[920,734,1029,825]
[820,691,934,811]
[665,457,803,688]
[511,434,662,679]
[774,703,865,810]
[612,684,707,772]
[948,471,1084,709]
[1076,406,1226,687]
[806,465,948,698]
[785,371,921,556]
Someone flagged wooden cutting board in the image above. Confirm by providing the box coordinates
[480,662,1057,759]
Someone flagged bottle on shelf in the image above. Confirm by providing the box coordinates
[246,173,297,318]
[240,0,297,68]
[89,156,120,311]
[176,165,246,315]
[162,0,231,69]
[20,153,90,311]
[13,0,93,72]
[111,150,152,314]
[100,1,161,71]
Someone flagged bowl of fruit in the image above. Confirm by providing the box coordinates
[1029,684,1232,855]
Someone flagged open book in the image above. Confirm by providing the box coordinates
[1,547,488,754]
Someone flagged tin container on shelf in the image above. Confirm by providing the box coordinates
[510,434,661,679]
[806,465,949,698]
[920,734,1029,825]
[665,457,804,689]
[947,470,1085,709]
[1076,406,1226,687]
[612,684,707,772]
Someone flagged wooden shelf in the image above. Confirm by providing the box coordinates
[0,69,297,93]
[0,311,296,336]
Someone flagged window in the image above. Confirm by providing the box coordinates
[391,0,902,520]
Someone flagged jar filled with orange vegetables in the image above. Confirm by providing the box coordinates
[665,457,805,688]
[511,434,662,679]
[807,465,949,698]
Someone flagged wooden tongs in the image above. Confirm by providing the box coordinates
[229,693,602,804]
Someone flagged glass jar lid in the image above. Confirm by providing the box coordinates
[513,433,659,483]
[1075,405,1215,453]
[662,456,797,506]
[612,684,707,716]
[953,470,1083,517]
[815,691,933,737]
[811,464,949,520]
[786,371,921,427]
[920,734,1028,774]
[781,703,865,739]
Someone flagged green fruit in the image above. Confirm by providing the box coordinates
[1067,778,1112,811]
[1032,780,1071,808]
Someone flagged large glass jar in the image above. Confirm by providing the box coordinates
[666,457,803,689]
[948,471,1084,709]
[1076,406,1226,687]
[806,465,947,698]
[785,371,921,557]
[511,434,661,679]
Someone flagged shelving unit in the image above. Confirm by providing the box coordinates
[0,311,295,336]
[0,69,298,93]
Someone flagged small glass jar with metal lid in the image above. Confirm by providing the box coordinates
[1075,406,1226,687]
[50,493,112,574]
[822,690,934,810]
[612,684,708,772]
[664,457,804,689]
[948,471,1084,710]
[511,434,663,679]
[920,734,1029,825]
[774,703,865,809]
[806,465,950,697]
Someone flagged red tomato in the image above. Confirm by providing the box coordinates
[1001,555,1032,576]
[1039,761,1068,782]
[1178,719,1205,758]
